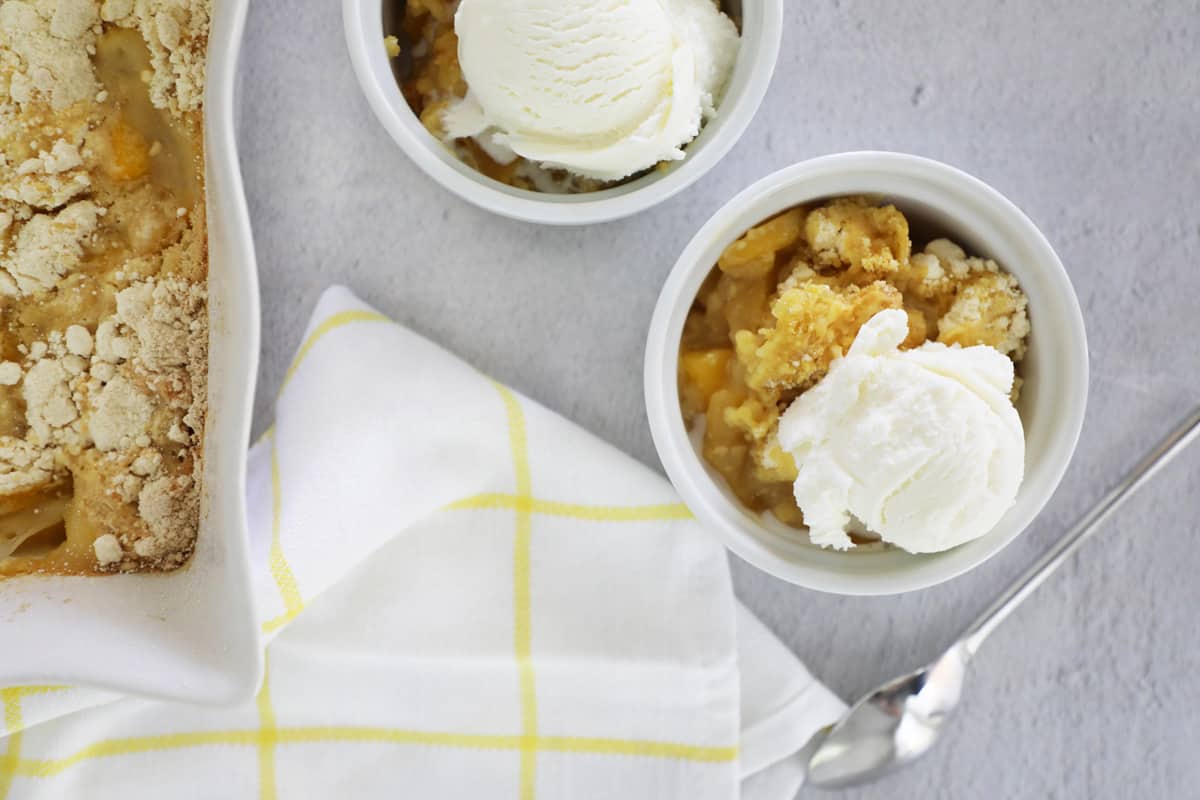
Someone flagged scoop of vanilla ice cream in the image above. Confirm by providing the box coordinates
[776,309,1025,555]
[442,0,740,181]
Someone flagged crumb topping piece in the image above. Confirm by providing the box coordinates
[0,0,100,110]
[806,198,911,275]
[99,0,210,114]
[2,200,100,295]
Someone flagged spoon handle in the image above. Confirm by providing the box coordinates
[958,406,1200,659]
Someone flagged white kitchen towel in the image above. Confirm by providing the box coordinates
[0,287,843,799]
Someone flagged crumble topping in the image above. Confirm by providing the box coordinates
[0,438,56,494]
[3,200,100,295]
[806,198,911,274]
[92,530,121,563]
[99,0,210,114]
[0,0,100,110]
[0,0,209,575]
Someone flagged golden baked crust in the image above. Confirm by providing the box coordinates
[0,0,210,575]
[679,197,1031,529]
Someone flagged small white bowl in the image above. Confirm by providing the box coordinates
[645,152,1089,595]
[342,0,782,225]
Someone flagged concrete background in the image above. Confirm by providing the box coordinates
[238,1,1200,797]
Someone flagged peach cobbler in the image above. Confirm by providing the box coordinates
[679,197,1031,529]
[0,0,211,576]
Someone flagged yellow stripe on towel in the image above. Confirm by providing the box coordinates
[494,384,540,800]
[8,727,737,780]
[537,736,738,763]
[279,310,390,391]
[262,431,305,633]
[444,494,693,523]
[256,654,279,800]
[0,688,22,800]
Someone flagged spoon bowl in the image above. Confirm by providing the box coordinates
[807,646,966,789]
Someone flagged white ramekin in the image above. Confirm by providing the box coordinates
[342,0,783,225]
[645,152,1089,595]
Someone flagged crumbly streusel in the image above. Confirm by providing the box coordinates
[0,0,210,575]
[679,197,1031,528]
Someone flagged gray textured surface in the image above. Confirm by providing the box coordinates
[237,1,1200,797]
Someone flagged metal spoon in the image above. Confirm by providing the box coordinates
[806,406,1200,790]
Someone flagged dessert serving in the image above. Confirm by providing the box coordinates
[393,0,741,192]
[679,197,1031,554]
[0,0,211,576]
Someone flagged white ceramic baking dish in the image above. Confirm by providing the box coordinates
[0,0,263,705]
